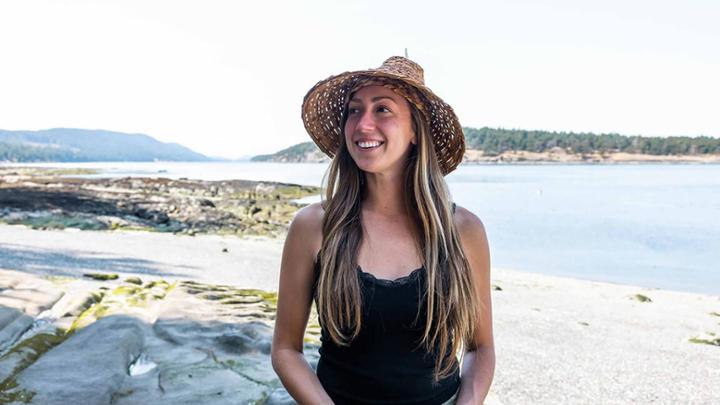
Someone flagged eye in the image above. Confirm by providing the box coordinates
[376,105,391,113]
[347,106,360,115]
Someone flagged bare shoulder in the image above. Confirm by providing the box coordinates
[452,204,490,273]
[453,204,488,243]
[286,202,324,259]
[277,202,324,295]
[291,202,324,231]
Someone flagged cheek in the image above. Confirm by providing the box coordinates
[342,119,351,138]
[343,118,355,139]
[387,121,413,144]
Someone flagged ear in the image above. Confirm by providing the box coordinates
[411,135,417,145]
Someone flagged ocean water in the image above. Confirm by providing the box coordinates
[9,161,720,295]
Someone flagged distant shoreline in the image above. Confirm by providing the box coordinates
[4,150,720,166]
[462,150,720,164]
[252,148,720,165]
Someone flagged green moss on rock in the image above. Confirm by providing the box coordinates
[124,277,143,285]
[44,275,76,287]
[68,281,176,332]
[112,285,143,296]
[0,333,67,403]
[0,377,36,404]
[689,332,720,347]
[629,294,652,303]
[83,273,120,281]
[236,289,278,304]
[21,215,108,231]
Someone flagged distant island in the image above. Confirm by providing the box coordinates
[0,128,214,162]
[252,127,720,164]
[3,127,719,164]
[251,142,328,163]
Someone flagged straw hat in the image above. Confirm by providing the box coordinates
[301,56,465,175]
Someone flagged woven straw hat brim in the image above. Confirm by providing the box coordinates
[301,64,465,175]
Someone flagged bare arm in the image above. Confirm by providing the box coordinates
[454,206,496,404]
[271,203,334,404]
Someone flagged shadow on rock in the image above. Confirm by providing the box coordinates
[0,243,197,279]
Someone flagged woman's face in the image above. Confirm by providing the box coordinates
[344,85,417,177]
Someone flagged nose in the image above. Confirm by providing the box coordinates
[353,109,376,134]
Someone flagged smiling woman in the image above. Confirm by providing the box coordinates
[344,86,417,177]
[271,56,495,405]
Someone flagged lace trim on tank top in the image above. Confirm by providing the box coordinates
[357,266,425,287]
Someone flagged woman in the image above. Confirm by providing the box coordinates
[271,56,494,404]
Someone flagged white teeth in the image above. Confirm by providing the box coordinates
[358,141,382,148]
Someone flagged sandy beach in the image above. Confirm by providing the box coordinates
[1,223,718,404]
[0,223,286,291]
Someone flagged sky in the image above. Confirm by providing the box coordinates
[1,0,718,159]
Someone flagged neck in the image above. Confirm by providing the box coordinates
[362,171,408,216]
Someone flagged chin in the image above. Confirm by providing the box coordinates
[356,162,406,177]
[355,162,381,173]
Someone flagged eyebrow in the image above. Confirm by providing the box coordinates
[348,96,397,104]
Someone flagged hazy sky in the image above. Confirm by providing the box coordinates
[1,0,718,158]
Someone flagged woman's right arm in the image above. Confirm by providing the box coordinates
[271,203,333,404]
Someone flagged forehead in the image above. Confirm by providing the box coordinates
[348,85,404,104]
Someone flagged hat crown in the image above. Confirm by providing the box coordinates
[378,56,425,85]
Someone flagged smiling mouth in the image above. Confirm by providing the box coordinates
[356,141,384,150]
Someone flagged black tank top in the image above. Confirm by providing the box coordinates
[312,205,460,404]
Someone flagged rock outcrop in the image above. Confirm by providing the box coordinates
[0,167,320,237]
[0,270,316,403]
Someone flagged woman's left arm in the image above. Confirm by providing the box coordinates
[454,206,495,404]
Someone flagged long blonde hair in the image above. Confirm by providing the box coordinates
[315,102,481,382]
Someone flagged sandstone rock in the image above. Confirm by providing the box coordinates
[0,307,26,332]
[0,271,64,316]
[8,315,144,404]
[113,282,306,403]
[0,308,34,355]
[0,332,67,393]
[0,268,317,403]
[215,322,273,355]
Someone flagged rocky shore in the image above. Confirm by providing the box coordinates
[1,166,718,403]
[0,167,319,237]
[2,239,718,404]
[0,168,323,403]
[0,268,319,404]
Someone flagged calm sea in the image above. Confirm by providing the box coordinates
[10,161,720,295]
